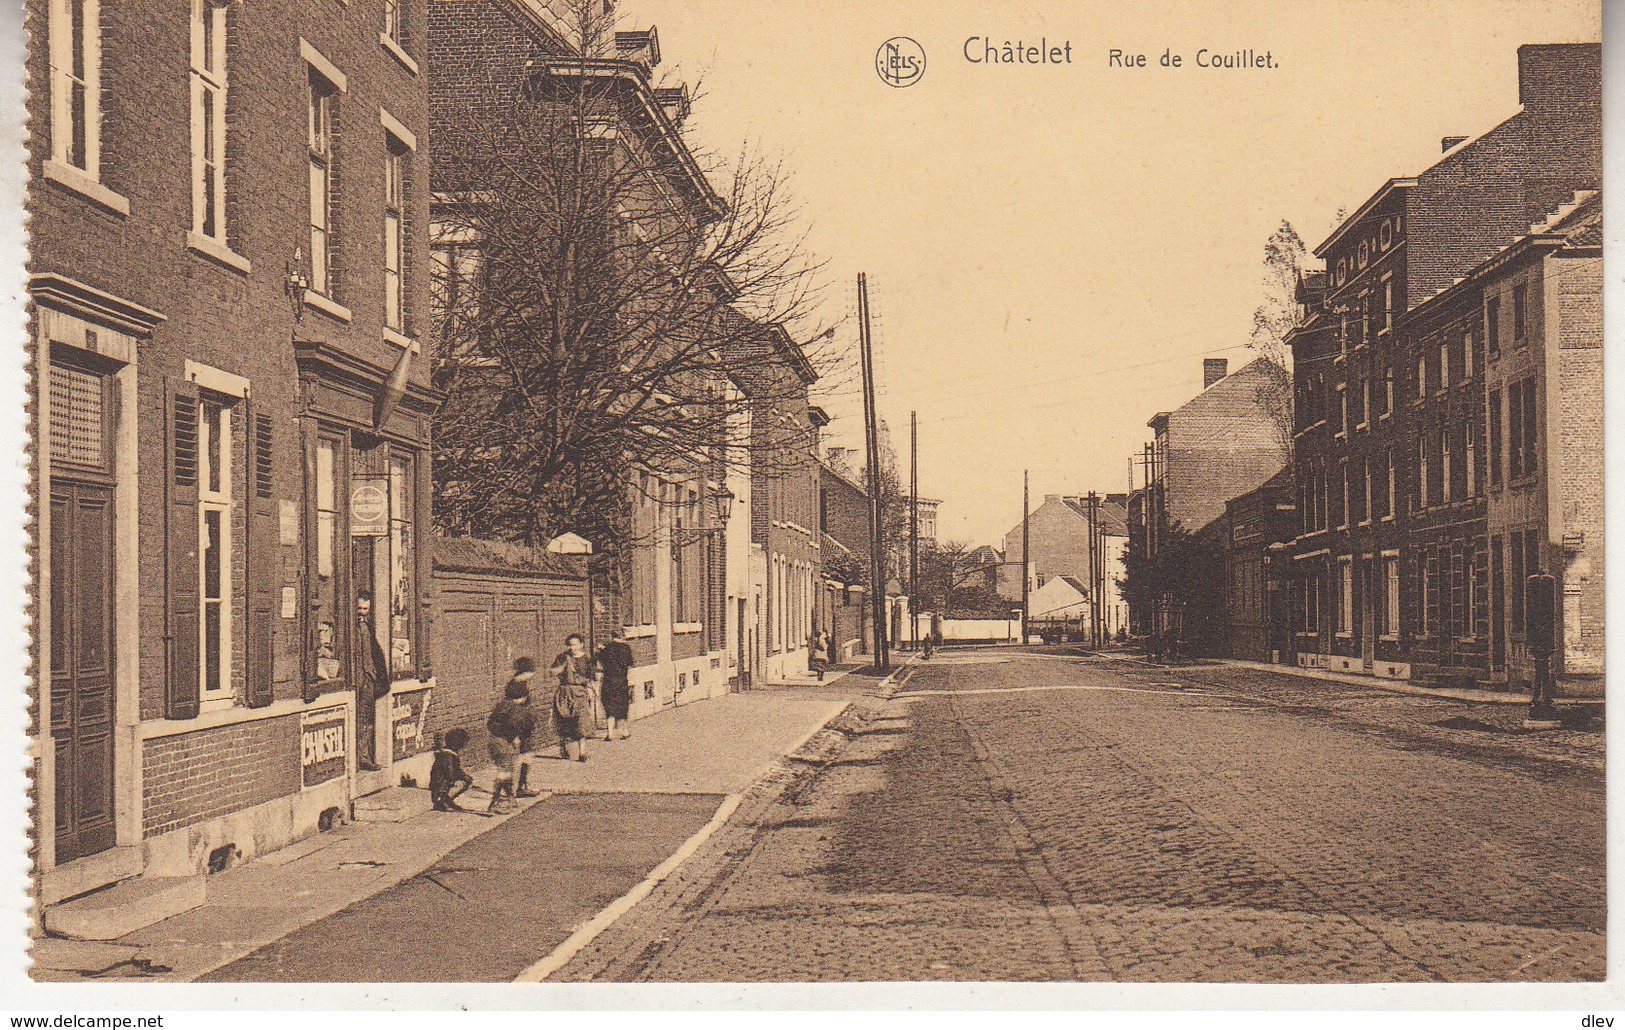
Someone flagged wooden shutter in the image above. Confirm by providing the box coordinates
[243,400,277,707]
[300,417,321,702]
[414,447,434,680]
[165,377,202,720]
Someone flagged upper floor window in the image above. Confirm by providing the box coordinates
[1382,365,1394,416]
[1415,353,1427,400]
[307,61,342,296]
[1488,388,1503,488]
[191,0,229,241]
[1438,339,1450,392]
[1415,434,1429,510]
[1486,295,1501,358]
[50,0,101,176]
[1512,282,1528,346]
[1383,279,1394,333]
[1440,425,1453,503]
[384,139,407,331]
[384,0,404,48]
[1462,330,1474,382]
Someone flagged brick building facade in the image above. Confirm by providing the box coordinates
[1479,192,1603,692]
[33,0,438,905]
[1283,43,1600,688]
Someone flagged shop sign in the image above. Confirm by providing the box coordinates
[301,707,349,789]
[391,687,433,764]
[351,479,390,536]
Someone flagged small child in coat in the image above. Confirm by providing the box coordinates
[430,728,474,811]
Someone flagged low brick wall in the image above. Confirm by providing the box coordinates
[142,714,301,838]
[430,538,591,764]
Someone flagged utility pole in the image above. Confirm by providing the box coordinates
[1021,470,1030,646]
[858,273,889,673]
[1087,490,1102,648]
[910,410,919,652]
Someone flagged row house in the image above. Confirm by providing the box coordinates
[1283,43,1600,689]
[428,1,801,710]
[818,455,873,664]
[746,325,825,684]
[1479,192,1602,691]
[1129,357,1291,637]
[32,0,438,918]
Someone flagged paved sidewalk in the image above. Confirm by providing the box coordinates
[1216,657,1531,704]
[30,688,861,983]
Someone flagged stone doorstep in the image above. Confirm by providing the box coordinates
[40,845,144,907]
[351,784,435,823]
[43,875,207,942]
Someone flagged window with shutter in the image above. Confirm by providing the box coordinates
[166,380,202,719]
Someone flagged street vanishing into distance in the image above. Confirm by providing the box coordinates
[555,648,1604,983]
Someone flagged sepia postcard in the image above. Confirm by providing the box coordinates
[5,0,1621,1015]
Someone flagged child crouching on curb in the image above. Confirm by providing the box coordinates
[430,728,474,811]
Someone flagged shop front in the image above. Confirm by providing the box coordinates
[295,340,440,794]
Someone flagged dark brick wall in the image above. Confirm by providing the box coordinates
[431,564,589,760]
[141,715,301,837]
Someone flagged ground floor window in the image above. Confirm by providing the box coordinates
[1382,555,1399,637]
[1336,556,1354,635]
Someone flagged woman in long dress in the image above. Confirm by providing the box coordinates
[550,633,595,762]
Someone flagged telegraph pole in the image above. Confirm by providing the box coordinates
[910,410,919,652]
[1087,490,1102,648]
[858,274,890,673]
[1021,470,1031,646]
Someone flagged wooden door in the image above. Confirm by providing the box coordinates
[50,480,117,862]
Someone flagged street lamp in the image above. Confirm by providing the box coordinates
[710,483,735,526]
[285,246,310,324]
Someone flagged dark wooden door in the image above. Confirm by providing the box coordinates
[51,480,117,862]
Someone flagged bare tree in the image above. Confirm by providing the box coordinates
[428,1,845,552]
[1248,219,1307,454]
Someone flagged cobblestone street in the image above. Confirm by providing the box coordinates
[558,650,1605,983]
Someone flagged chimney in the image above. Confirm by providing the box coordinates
[1044,494,1062,504]
[1517,43,1600,119]
[654,84,691,127]
[614,28,661,75]
[1203,358,1229,389]
[1441,136,1469,152]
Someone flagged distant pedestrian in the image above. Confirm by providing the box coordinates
[429,728,474,812]
[551,634,595,762]
[485,661,538,812]
[596,627,634,741]
[807,627,829,681]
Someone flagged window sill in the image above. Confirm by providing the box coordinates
[1379,412,1392,422]
[1334,431,1347,441]
[624,624,656,639]
[675,622,702,634]
[383,326,421,353]
[380,32,419,75]
[1380,514,1395,523]
[187,231,252,275]
[141,695,312,739]
[1355,422,1370,432]
[43,159,130,217]
[1335,631,1354,639]
[1379,633,1400,642]
[304,289,353,323]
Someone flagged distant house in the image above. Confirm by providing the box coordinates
[1028,575,1090,623]
[999,493,1129,601]
[1144,357,1292,545]
[1216,467,1297,663]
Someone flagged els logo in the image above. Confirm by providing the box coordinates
[876,37,926,87]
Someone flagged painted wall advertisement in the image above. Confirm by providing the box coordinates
[300,706,348,789]
[391,688,433,764]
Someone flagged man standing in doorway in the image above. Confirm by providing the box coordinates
[355,590,390,771]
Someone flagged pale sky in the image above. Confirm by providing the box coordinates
[624,0,1601,546]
